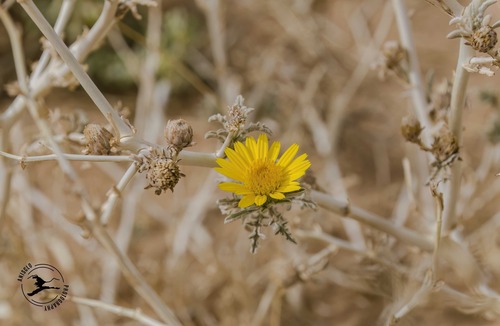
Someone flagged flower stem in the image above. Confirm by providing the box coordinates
[215,131,234,158]
[443,39,474,232]
[392,0,432,143]
[69,296,167,326]
[100,163,139,225]
[311,190,434,251]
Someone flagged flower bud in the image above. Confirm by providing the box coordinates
[401,116,423,144]
[134,148,185,195]
[164,119,193,152]
[471,25,498,53]
[146,157,184,195]
[431,127,459,162]
[83,124,114,155]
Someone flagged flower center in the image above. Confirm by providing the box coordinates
[247,159,285,195]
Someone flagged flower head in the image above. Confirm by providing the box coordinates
[447,0,500,53]
[216,134,311,208]
[164,119,194,152]
[133,147,184,195]
[83,124,114,155]
[225,95,253,133]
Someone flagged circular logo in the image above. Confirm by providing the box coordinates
[18,263,69,310]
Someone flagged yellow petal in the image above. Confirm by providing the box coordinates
[218,182,252,195]
[246,136,258,157]
[288,170,308,181]
[215,159,246,182]
[255,195,267,206]
[269,192,285,200]
[234,141,253,163]
[239,194,256,208]
[286,155,311,180]
[277,183,301,193]
[225,147,250,170]
[257,134,269,159]
[277,144,299,168]
[268,141,281,162]
[216,158,244,175]
[286,153,309,168]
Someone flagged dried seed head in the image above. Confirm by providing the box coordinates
[382,41,408,71]
[374,41,409,81]
[225,95,253,133]
[401,116,423,144]
[146,158,184,195]
[83,124,114,155]
[164,119,193,152]
[470,25,498,52]
[431,127,459,162]
[134,148,185,195]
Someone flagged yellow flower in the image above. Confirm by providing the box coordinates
[216,134,311,208]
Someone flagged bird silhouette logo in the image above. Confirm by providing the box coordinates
[19,263,68,309]
[26,274,61,297]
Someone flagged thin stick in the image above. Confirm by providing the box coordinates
[7,4,180,322]
[391,270,434,322]
[134,3,164,134]
[0,151,133,163]
[251,282,281,326]
[0,144,433,251]
[296,229,409,274]
[100,163,139,225]
[70,296,168,326]
[430,185,444,282]
[442,39,475,231]
[0,151,13,228]
[0,5,28,90]
[1,2,97,226]
[17,0,135,142]
[107,27,140,82]
[196,0,228,103]
[172,171,216,257]
[100,181,142,303]
[391,0,433,142]
[311,190,434,251]
[391,0,438,221]
[0,150,218,167]
[0,5,19,227]
[70,0,120,61]
[328,1,393,154]
[0,0,119,128]
[88,221,182,325]
[30,0,77,81]
[215,131,234,158]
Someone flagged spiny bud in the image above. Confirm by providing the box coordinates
[146,158,184,195]
[401,116,423,144]
[83,124,114,155]
[374,41,409,82]
[431,127,459,162]
[134,148,185,195]
[382,41,408,71]
[470,25,498,53]
[164,119,193,153]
